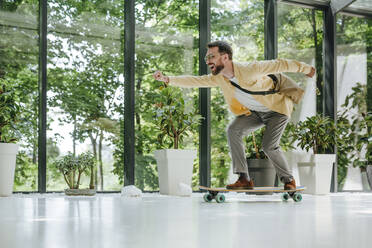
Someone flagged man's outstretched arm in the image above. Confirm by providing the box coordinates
[245,59,316,79]
[152,70,219,88]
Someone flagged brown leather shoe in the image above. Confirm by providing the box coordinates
[226,176,254,190]
[284,179,296,190]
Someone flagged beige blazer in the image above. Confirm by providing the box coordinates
[168,59,312,117]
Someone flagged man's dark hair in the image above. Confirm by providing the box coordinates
[207,41,233,60]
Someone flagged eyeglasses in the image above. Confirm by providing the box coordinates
[204,53,216,62]
[204,52,226,62]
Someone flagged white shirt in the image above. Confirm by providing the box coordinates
[230,77,271,112]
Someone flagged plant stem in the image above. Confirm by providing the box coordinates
[76,171,82,189]
[174,134,178,149]
[252,132,260,159]
[63,174,72,189]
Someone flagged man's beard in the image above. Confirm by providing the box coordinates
[212,64,224,75]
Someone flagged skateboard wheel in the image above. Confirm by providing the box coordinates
[281,193,290,201]
[203,193,213,202]
[292,193,302,202]
[215,194,225,203]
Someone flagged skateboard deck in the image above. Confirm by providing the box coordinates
[199,186,306,203]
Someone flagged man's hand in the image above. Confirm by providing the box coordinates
[153,70,169,83]
[306,67,316,78]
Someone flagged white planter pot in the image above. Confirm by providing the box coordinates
[298,154,336,195]
[284,151,312,186]
[343,166,371,191]
[0,143,19,197]
[361,170,371,191]
[367,165,372,190]
[154,149,197,196]
[343,166,363,191]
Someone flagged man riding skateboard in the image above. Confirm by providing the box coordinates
[153,41,315,190]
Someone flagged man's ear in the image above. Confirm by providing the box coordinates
[222,53,229,63]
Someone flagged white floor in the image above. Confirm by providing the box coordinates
[0,192,371,248]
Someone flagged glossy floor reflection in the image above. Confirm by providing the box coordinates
[0,192,371,248]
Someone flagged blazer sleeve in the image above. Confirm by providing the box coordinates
[246,59,313,78]
[168,74,219,88]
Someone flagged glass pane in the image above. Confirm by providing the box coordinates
[0,1,39,191]
[277,3,323,187]
[47,0,124,191]
[135,0,200,191]
[278,3,323,122]
[211,0,265,187]
[350,0,372,11]
[336,15,370,189]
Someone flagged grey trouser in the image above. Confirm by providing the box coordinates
[227,110,293,183]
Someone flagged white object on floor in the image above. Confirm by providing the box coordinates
[177,183,192,196]
[121,185,142,197]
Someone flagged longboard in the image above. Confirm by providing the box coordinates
[199,185,306,203]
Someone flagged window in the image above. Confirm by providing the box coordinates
[0,1,39,191]
[336,14,370,189]
[47,0,123,191]
[278,3,323,122]
[135,0,199,191]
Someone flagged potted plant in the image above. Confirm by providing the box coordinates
[334,112,355,189]
[245,128,276,188]
[0,80,20,197]
[294,114,337,195]
[338,83,370,190]
[244,122,297,189]
[152,87,202,196]
[52,152,96,196]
